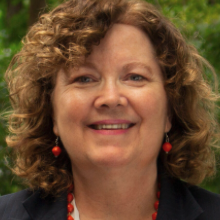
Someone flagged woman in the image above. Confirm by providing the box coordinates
[0,0,220,219]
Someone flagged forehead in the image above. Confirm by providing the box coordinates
[61,23,160,77]
[86,23,156,61]
[78,24,159,73]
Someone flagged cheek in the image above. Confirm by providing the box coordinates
[53,92,92,155]
[53,91,92,135]
[61,94,90,124]
[135,88,168,117]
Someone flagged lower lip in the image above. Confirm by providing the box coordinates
[90,128,131,135]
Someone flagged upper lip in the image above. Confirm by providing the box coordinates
[89,119,134,125]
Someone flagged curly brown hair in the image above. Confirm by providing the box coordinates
[4,0,220,196]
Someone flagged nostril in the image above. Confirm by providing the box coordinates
[94,96,128,109]
[100,104,109,107]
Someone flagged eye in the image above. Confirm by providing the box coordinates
[73,76,93,83]
[129,74,145,81]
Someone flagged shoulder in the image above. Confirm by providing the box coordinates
[188,185,220,219]
[0,189,33,220]
[188,185,220,207]
[0,189,33,205]
[162,175,220,220]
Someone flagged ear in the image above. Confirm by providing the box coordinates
[51,94,59,137]
[165,115,172,133]
[53,117,59,137]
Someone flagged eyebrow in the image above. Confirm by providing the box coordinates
[80,61,97,70]
[122,61,153,74]
[80,61,153,74]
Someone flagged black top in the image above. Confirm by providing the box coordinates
[0,173,220,220]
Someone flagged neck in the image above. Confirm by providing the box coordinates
[72,162,158,220]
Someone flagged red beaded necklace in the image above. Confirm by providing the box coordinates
[67,183,160,220]
[67,184,74,220]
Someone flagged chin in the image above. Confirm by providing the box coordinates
[90,148,132,168]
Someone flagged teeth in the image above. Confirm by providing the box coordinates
[122,124,127,129]
[94,124,130,130]
[98,124,102,130]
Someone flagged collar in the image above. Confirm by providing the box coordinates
[157,172,203,220]
[23,190,67,220]
[23,175,203,220]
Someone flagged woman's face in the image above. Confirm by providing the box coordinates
[52,24,171,171]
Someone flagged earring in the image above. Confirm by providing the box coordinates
[162,133,172,154]
[52,137,62,157]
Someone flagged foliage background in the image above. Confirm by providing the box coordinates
[0,0,219,195]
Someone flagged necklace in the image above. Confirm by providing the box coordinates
[67,184,74,220]
[66,184,160,220]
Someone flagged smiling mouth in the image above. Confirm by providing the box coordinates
[89,124,135,130]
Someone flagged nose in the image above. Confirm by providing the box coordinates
[94,82,128,109]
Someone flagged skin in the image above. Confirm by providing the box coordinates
[52,24,171,220]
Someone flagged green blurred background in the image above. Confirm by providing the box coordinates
[0,0,220,195]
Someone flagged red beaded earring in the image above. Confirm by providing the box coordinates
[52,137,62,157]
[162,133,172,154]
